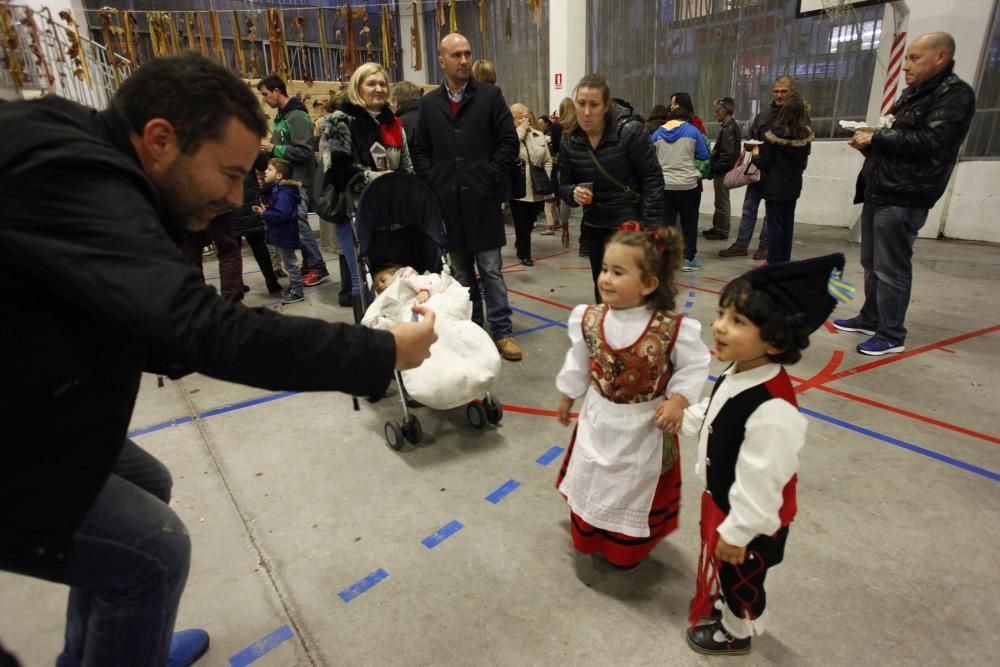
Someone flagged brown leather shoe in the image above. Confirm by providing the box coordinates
[753,244,769,260]
[496,336,523,361]
[718,243,747,257]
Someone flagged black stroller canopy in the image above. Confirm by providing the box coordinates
[353,172,447,275]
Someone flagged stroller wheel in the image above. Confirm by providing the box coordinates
[466,402,487,430]
[384,420,405,450]
[402,414,423,444]
[483,396,503,425]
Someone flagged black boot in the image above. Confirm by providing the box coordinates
[351,294,364,323]
[337,255,352,307]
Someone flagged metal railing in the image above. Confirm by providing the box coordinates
[1,5,131,109]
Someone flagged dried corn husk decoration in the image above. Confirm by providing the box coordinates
[186,13,198,51]
[409,1,421,70]
[317,8,332,81]
[58,9,91,85]
[96,6,123,86]
[246,14,261,78]
[291,16,312,85]
[22,7,55,86]
[449,0,458,33]
[196,12,209,57]
[478,0,488,59]
[165,13,181,55]
[209,11,224,63]
[0,4,27,91]
[122,11,140,68]
[266,8,289,79]
[145,12,160,57]
[231,11,246,75]
[380,5,393,68]
[527,0,544,27]
[340,5,360,78]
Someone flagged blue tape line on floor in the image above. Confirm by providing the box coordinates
[339,568,389,603]
[485,479,521,504]
[229,624,294,667]
[127,416,194,438]
[684,301,694,308]
[129,391,300,438]
[422,520,464,548]
[512,322,559,338]
[689,291,696,297]
[536,446,565,466]
[510,305,568,329]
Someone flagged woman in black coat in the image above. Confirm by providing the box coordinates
[750,97,813,264]
[557,74,663,300]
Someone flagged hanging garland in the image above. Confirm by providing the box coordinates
[185,13,198,52]
[449,0,458,33]
[317,8,332,81]
[96,6,125,87]
[1,4,27,90]
[58,9,91,85]
[478,0,488,59]
[290,15,313,85]
[21,7,56,87]
[409,0,421,71]
[209,11,225,64]
[266,7,290,79]
[245,14,261,78]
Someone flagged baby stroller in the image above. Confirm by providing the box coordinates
[350,172,504,450]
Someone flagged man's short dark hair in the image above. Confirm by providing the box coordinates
[112,53,267,154]
[715,97,735,115]
[257,74,287,96]
[268,158,292,180]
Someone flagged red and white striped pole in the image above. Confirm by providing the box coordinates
[882,30,907,115]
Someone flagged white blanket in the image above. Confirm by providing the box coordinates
[361,268,501,409]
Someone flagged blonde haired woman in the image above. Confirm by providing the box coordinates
[317,62,413,317]
[509,102,553,266]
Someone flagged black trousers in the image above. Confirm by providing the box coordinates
[510,199,542,261]
[663,187,702,261]
[238,228,282,293]
[585,226,618,303]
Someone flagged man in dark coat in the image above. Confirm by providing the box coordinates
[703,96,742,241]
[836,32,975,356]
[0,54,436,666]
[412,32,522,361]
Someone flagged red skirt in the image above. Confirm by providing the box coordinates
[556,425,682,567]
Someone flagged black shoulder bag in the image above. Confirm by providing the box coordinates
[585,145,640,204]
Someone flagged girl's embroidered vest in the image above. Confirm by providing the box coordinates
[581,305,680,404]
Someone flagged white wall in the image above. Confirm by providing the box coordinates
[548,0,587,115]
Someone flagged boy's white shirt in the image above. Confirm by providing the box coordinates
[682,363,808,548]
[555,303,709,406]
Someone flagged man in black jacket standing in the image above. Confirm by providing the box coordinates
[0,54,436,666]
[703,96,742,241]
[835,32,975,356]
[412,33,523,362]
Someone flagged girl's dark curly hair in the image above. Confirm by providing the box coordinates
[606,225,683,313]
[719,276,814,365]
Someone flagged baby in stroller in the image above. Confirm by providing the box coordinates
[362,262,501,410]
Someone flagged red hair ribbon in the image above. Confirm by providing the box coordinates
[618,221,669,255]
[618,221,642,232]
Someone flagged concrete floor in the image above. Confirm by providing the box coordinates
[2,213,999,666]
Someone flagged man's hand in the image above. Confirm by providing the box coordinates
[390,306,437,370]
[260,141,274,153]
[715,537,747,566]
[557,394,574,426]
[848,128,874,151]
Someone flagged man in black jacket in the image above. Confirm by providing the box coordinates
[0,54,436,666]
[704,96,742,241]
[412,33,522,361]
[835,32,975,356]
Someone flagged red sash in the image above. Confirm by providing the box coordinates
[688,490,725,628]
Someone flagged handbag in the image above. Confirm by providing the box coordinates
[586,145,640,204]
[508,157,526,199]
[723,151,762,190]
[529,163,554,196]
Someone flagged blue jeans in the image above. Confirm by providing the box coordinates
[858,203,928,343]
[56,440,190,667]
[335,221,361,296]
[764,199,796,264]
[734,185,770,248]
[450,248,513,339]
[277,246,303,295]
[297,192,326,273]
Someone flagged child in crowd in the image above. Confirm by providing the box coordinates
[253,158,304,305]
[684,253,846,656]
[555,222,710,571]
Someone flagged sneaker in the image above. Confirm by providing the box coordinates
[303,270,330,287]
[857,334,905,356]
[702,228,728,240]
[753,244,769,260]
[166,629,210,667]
[682,259,704,272]
[686,621,751,656]
[832,316,877,336]
[280,291,304,305]
[719,243,747,257]
[495,336,523,361]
